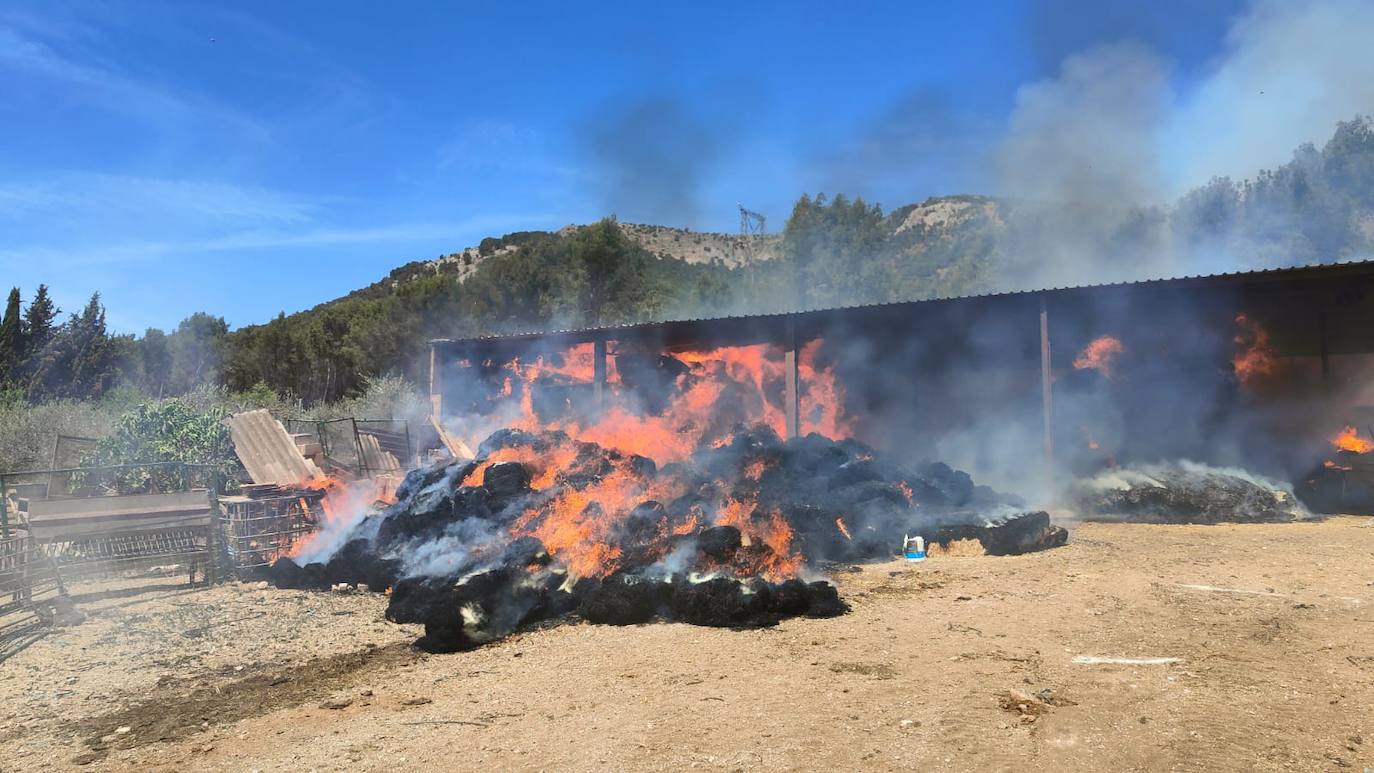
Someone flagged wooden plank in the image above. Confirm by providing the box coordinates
[30,513,211,541]
[28,491,211,541]
[28,491,208,520]
[430,414,475,459]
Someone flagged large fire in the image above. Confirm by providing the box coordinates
[270,335,1070,650]
[1331,425,1374,454]
[291,340,852,582]
[1232,313,1278,385]
[478,341,846,576]
[1073,335,1125,378]
[492,340,852,463]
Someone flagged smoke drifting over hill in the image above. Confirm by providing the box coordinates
[994,0,1374,288]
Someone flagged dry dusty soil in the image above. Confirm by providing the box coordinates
[2,517,1372,772]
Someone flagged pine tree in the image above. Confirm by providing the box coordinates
[21,284,58,384]
[0,288,22,385]
[28,292,114,401]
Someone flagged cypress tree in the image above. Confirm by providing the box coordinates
[22,285,57,362]
[0,287,22,384]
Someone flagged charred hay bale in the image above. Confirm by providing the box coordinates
[911,462,976,507]
[484,461,532,498]
[772,578,812,616]
[500,535,553,569]
[725,423,784,455]
[477,428,570,457]
[696,525,742,563]
[831,480,911,511]
[300,562,328,589]
[802,580,849,617]
[931,510,1068,555]
[323,539,401,590]
[374,486,493,550]
[558,444,618,489]
[668,576,779,628]
[1072,464,1301,523]
[628,454,657,478]
[578,574,667,625]
[828,459,883,489]
[268,557,307,589]
[784,433,851,474]
[391,565,566,652]
[394,458,476,503]
[611,501,673,572]
[385,575,452,625]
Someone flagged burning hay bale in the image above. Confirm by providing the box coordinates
[269,424,1066,650]
[1071,461,1306,524]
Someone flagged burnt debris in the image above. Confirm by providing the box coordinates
[1071,461,1306,523]
[269,424,1067,650]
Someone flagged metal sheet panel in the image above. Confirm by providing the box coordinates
[227,410,322,485]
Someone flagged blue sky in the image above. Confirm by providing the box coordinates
[6,0,1362,334]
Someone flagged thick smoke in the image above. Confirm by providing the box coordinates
[993,0,1374,287]
[579,94,728,228]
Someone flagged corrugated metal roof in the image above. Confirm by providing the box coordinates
[227,409,323,485]
[430,258,1374,346]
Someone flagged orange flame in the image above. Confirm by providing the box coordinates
[288,474,397,559]
[1073,335,1124,378]
[835,517,852,541]
[896,481,914,504]
[493,340,852,463]
[423,339,857,582]
[1233,313,1278,385]
[1331,425,1374,454]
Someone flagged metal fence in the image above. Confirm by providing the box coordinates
[284,417,414,478]
[219,490,325,576]
[0,531,66,651]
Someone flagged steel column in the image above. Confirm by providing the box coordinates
[428,344,442,420]
[1039,296,1055,489]
[593,337,607,410]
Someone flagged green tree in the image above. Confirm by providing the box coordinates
[782,193,888,308]
[169,312,228,393]
[84,398,237,493]
[22,284,57,359]
[28,293,116,401]
[138,327,173,395]
[0,288,23,384]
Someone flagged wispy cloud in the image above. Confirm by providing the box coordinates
[0,173,322,225]
[0,212,573,270]
[0,13,270,142]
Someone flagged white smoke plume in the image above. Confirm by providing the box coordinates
[992,0,1374,287]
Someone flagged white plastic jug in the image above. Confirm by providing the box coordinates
[903,534,926,562]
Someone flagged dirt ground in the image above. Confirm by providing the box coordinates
[2,517,1372,772]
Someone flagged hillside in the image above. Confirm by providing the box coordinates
[14,116,1367,409]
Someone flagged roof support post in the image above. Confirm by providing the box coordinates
[784,317,800,440]
[1039,296,1055,496]
[428,343,442,421]
[593,336,607,413]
